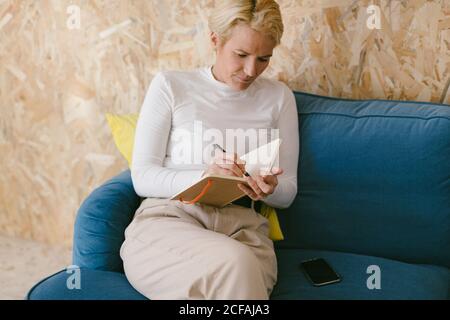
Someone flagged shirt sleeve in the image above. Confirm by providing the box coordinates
[262,84,299,209]
[131,72,204,198]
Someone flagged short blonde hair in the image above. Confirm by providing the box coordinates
[208,0,284,46]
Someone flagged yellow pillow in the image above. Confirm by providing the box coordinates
[105,113,284,241]
[260,203,285,241]
[105,113,139,166]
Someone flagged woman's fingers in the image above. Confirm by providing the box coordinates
[238,183,260,201]
[260,167,284,176]
[262,174,278,188]
[214,154,245,177]
[244,176,268,199]
[241,169,282,200]
[270,167,283,175]
[207,165,233,177]
[217,162,243,176]
[254,175,273,194]
[203,162,238,177]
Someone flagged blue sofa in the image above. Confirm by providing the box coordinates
[27,91,450,300]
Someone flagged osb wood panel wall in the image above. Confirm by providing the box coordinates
[1,0,449,247]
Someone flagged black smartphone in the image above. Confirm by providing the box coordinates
[300,258,341,286]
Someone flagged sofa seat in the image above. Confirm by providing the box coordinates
[28,249,449,300]
[272,249,449,300]
[27,268,147,300]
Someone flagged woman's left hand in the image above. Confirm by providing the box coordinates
[237,167,283,201]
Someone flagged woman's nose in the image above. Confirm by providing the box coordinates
[244,60,257,78]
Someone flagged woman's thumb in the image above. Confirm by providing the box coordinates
[271,167,283,175]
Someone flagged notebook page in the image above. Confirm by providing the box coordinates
[239,138,282,176]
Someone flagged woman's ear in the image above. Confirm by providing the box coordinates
[210,32,220,50]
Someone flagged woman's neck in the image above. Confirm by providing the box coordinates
[211,64,226,84]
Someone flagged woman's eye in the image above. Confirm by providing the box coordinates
[235,52,269,62]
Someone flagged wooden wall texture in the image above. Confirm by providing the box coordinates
[1,0,449,247]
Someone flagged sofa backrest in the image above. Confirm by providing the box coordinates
[275,92,450,268]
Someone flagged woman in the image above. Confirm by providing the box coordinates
[120,0,299,299]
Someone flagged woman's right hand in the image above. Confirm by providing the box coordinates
[201,152,246,178]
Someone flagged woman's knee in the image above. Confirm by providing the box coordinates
[226,243,257,264]
[223,239,275,270]
[218,242,264,280]
[204,242,269,299]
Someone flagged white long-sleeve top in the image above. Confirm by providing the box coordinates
[131,66,299,209]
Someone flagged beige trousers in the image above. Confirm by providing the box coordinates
[120,198,277,300]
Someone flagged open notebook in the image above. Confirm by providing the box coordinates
[171,138,282,208]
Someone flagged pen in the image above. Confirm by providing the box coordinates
[213,144,250,177]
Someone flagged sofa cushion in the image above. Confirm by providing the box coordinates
[27,268,147,300]
[73,170,142,272]
[28,249,449,300]
[276,92,450,268]
[272,249,450,300]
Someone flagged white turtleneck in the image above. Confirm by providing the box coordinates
[131,66,299,209]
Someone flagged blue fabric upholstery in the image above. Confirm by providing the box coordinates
[29,91,450,300]
[27,249,449,300]
[27,268,146,300]
[272,249,449,300]
[73,170,142,272]
[276,92,450,268]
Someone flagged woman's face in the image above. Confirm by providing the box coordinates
[211,23,276,91]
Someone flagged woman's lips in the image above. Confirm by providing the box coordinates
[235,76,253,83]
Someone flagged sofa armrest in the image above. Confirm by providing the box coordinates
[73,170,142,272]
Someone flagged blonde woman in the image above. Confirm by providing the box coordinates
[120,0,299,299]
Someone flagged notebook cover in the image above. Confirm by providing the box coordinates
[170,174,249,208]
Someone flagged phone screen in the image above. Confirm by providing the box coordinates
[300,258,341,286]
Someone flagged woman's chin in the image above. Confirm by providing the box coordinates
[231,78,252,91]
